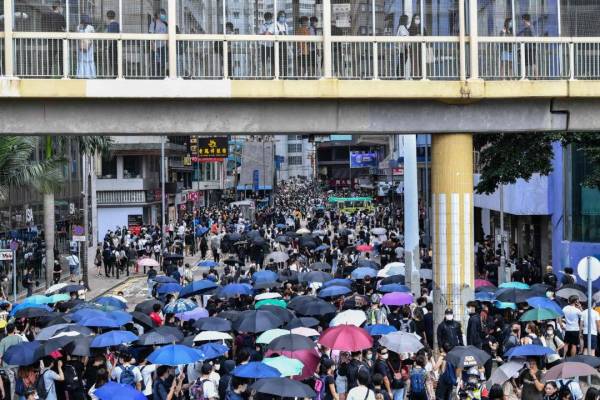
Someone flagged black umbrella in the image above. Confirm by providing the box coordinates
[53,324,92,337]
[253,237,266,246]
[275,236,290,244]
[380,275,406,285]
[194,317,232,332]
[259,305,295,323]
[59,284,85,294]
[233,310,284,333]
[343,294,369,310]
[15,307,53,319]
[228,232,242,241]
[268,334,315,352]
[284,231,299,238]
[355,259,380,269]
[300,271,333,283]
[338,229,352,236]
[137,326,184,346]
[530,283,551,295]
[37,313,70,327]
[565,355,600,368]
[217,310,242,322]
[164,253,184,260]
[252,378,316,398]
[65,336,93,357]
[135,299,164,314]
[131,311,156,329]
[293,298,336,317]
[233,240,248,247]
[287,295,315,311]
[253,281,281,290]
[310,262,332,271]
[277,270,298,283]
[556,285,587,302]
[43,334,80,354]
[495,288,535,304]
[285,317,320,329]
[223,257,242,266]
[446,346,491,368]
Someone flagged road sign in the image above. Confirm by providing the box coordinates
[253,170,260,191]
[69,202,75,215]
[72,225,86,242]
[25,208,33,223]
[0,250,13,261]
[578,256,600,282]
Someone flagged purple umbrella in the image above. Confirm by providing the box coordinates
[176,307,209,322]
[381,292,413,306]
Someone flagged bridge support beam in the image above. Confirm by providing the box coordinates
[431,133,474,344]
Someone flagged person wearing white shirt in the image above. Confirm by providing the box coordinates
[581,306,600,355]
[260,12,276,75]
[347,369,376,400]
[562,295,583,357]
[140,362,156,397]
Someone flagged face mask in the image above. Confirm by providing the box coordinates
[546,330,554,336]
[366,353,373,360]
[278,16,286,23]
[381,354,389,360]
[214,364,221,371]
[414,19,421,25]
[468,307,475,314]
[160,14,167,22]
[445,315,453,321]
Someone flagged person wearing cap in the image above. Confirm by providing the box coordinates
[437,308,464,350]
[543,265,558,289]
[467,301,485,349]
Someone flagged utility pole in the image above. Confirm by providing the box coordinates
[498,184,506,284]
[161,136,167,251]
[404,135,420,295]
[81,153,89,287]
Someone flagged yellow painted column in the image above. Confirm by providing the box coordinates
[431,133,474,334]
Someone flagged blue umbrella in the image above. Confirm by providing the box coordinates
[318,285,352,298]
[91,331,139,348]
[195,226,209,236]
[232,361,281,378]
[110,311,134,325]
[494,300,516,310]
[9,303,51,317]
[95,296,127,310]
[315,244,330,252]
[197,260,218,268]
[322,279,352,289]
[157,283,183,295]
[78,316,122,328]
[378,284,410,293]
[94,382,146,400]
[366,324,397,336]
[197,343,229,360]
[276,224,287,229]
[253,270,278,283]
[505,345,555,359]
[22,295,52,305]
[163,299,197,314]
[180,280,218,298]
[153,276,178,284]
[527,297,563,315]
[475,291,496,302]
[217,283,253,298]
[147,344,204,366]
[351,267,378,280]
[3,341,43,366]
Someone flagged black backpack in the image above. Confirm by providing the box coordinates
[63,364,83,392]
[35,370,49,400]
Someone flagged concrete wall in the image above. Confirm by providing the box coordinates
[97,206,143,240]
[473,174,551,216]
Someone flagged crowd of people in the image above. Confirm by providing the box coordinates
[0,180,597,400]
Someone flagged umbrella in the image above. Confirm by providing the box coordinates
[48,293,70,303]
[164,253,184,260]
[419,268,433,280]
[378,284,410,293]
[268,334,315,352]
[380,274,405,285]
[77,316,121,328]
[520,308,562,322]
[156,283,183,295]
[94,382,146,400]
[138,258,160,268]
[95,296,127,310]
[296,228,311,235]
[475,279,496,289]
[255,292,282,301]
[379,331,424,354]
[71,309,132,325]
[223,257,242,266]
[176,307,209,322]
[43,332,81,354]
[446,346,491,367]
[37,323,91,341]
[266,348,320,380]
[293,298,336,317]
[351,267,378,280]
[197,343,229,360]
[475,286,497,293]
[10,303,51,317]
[134,299,163,314]
[3,341,43,366]
[356,244,373,252]
[45,283,68,295]
[163,299,197,314]
[556,286,587,302]
[544,362,600,381]
[255,299,287,309]
[322,278,352,288]
[147,344,203,366]
[494,301,517,310]
[233,310,284,333]
[194,317,232,332]
[381,292,413,306]
[300,271,332,283]
[179,280,218,298]
[153,275,178,284]
[65,336,93,357]
[343,294,370,310]
[23,295,53,305]
[378,262,406,278]
[318,325,373,352]
[366,324,397,336]
[494,288,535,304]
[216,283,253,298]
[253,281,280,290]
[253,270,279,283]
[530,283,552,295]
[58,284,85,294]
[275,236,290,244]
[310,262,332,271]
[131,311,155,329]
[91,331,138,348]
[290,327,319,337]
[217,310,242,322]
[356,259,380,269]
[285,317,320,329]
[486,361,523,388]
[330,309,367,327]
[505,345,555,359]
[475,292,495,302]
[193,331,233,342]
[371,228,387,235]
[197,260,218,268]
[233,362,281,378]
[565,355,600,368]
[315,245,330,252]
[499,282,530,290]
[319,285,352,298]
[14,306,53,319]
[137,326,184,346]
[277,269,299,283]
[257,329,291,344]
[266,252,289,263]
[263,356,304,377]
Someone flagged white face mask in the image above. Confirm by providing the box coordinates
[381,354,389,360]
[445,314,454,321]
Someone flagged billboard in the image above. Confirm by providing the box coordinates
[197,137,228,159]
[350,152,378,168]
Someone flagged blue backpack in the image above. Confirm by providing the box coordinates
[410,367,427,395]
[314,375,327,400]
[119,365,136,387]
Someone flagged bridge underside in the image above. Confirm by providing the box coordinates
[1,97,597,135]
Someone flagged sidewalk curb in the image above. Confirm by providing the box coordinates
[91,276,138,300]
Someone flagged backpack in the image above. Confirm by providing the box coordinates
[63,364,83,392]
[189,378,209,400]
[119,365,136,387]
[399,319,413,333]
[35,370,49,400]
[314,375,327,400]
[409,367,427,395]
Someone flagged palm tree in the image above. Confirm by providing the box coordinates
[41,136,111,288]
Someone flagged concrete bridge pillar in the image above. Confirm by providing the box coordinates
[431,133,475,343]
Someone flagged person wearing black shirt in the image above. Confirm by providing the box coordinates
[542,265,558,289]
[437,308,464,349]
[345,351,369,391]
[373,347,394,400]
[466,301,485,349]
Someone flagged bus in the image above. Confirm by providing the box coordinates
[327,197,375,214]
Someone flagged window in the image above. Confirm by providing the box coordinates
[288,143,303,153]
[288,156,303,166]
[123,156,142,178]
[100,155,117,179]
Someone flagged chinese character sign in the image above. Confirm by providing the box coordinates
[197,137,228,158]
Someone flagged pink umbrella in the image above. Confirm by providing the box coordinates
[176,307,209,322]
[356,244,374,252]
[381,292,413,306]
[265,348,320,380]
[318,325,373,352]
[475,279,495,288]
[138,258,160,268]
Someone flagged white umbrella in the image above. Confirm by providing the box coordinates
[256,329,291,344]
[378,262,406,278]
[420,268,433,280]
[296,228,311,235]
[194,331,232,342]
[266,251,289,263]
[378,331,424,354]
[255,292,282,301]
[329,309,367,327]
[485,361,523,388]
[138,258,160,268]
[291,327,320,337]
[371,228,387,235]
[45,283,67,295]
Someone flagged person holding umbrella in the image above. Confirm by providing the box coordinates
[517,357,544,400]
